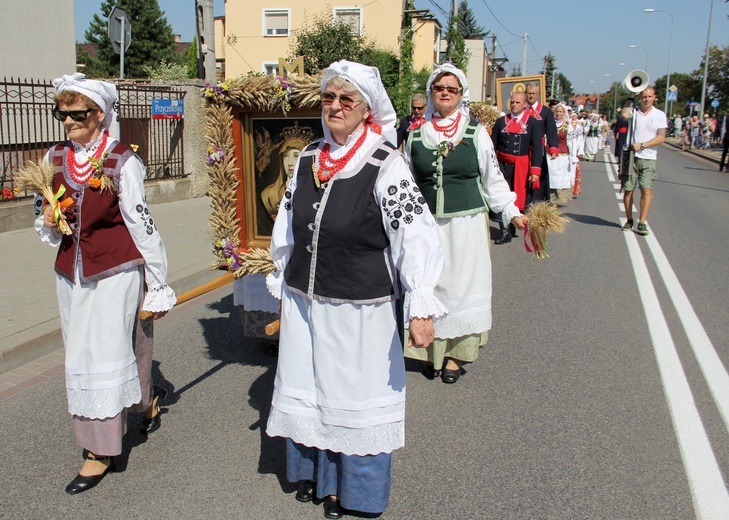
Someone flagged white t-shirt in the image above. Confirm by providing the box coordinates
[634,106,667,160]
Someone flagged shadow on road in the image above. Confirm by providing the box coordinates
[195,294,289,490]
[563,212,619,228]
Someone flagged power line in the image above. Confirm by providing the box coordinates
[479,0,520,38]
[428,0,449,19]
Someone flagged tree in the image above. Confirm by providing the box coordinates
[395,1,416,118]
[444,13,468,72]
[554,73,574,102]
[655,71,702,116]
[541,53,557,98]
[289,11,401,113]
[695,44,729,112]
[457,1,487,39]
[76,43,107,78]
[83,0,176,78]
[289,12,368,74]
[186,38,198,79]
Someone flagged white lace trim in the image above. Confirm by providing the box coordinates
[267,407,404,456]
[433,308,491,339]
[266,271,283,300]
[67,377,142,419]
[407,287,448,321]
[142,284,177,312]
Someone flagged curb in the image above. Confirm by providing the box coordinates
[664,139,721,165]
[0,269,232,375]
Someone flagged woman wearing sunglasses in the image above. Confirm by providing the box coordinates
[403,63,527,384]
[265,60,445,518]
[36,73,176,494]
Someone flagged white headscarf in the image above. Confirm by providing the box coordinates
[424,63,470,120]
[321,60,397,146]
[52,73,120,140]
[554,103,569,123]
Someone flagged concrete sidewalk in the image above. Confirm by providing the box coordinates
[0,196,220,373]
[664,136,726,166]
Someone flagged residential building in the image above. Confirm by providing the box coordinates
[222,1,403,77]
[0,0,75,80]
[411,12,441,73]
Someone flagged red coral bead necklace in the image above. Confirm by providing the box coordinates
[66,131,108,185]
[317,126,369,183]
[431,111,462,139]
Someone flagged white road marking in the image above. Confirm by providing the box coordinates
[604,151,729,518]
[622,225,729,518]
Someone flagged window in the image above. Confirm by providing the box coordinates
[263,63,279,76]
[263,9,289,36]
[333,7,362,36]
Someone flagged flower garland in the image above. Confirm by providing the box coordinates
[202,74,503,277]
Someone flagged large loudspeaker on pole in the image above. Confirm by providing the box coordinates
[624,69,649,94]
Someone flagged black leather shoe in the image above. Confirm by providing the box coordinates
[509,223,518,238]
[494,230,511,244]
[140,385,168,435]
[65,452,114,494]
[421,365,441,380]
[296,480,316,503]
[441,368,461,384]
[324,496,344,519]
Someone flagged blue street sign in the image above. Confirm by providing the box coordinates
[711,99,720,108]
[151,98,184,120]
[667,90,678,102]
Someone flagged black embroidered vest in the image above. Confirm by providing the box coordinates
[283,139,397,304]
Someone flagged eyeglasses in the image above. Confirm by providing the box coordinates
[52,108,95,122]
[430,85,463,95]
[411,105,425,110]
[525,91,538,96]
[320,92,363,111]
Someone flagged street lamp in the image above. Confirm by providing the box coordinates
[628,45,649,71]
[644,8,674,116]
[700,0,715,118]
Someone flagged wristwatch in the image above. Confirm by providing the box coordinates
[640,143,645,151]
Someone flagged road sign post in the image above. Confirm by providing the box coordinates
[108,6,132,79]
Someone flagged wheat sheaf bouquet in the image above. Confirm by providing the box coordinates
[523,201,569,260]
[13,160,73,235]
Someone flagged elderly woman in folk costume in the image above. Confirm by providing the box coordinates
[403,63,527,384]
[583,112,600,160]
[567,111,585,197]
[36,74,176,494]
[265,60,446,518]
[547,103,573,204]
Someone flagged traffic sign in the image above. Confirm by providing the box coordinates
[711,99,720,108]
[667,90,678,102]
[108,6,131,55]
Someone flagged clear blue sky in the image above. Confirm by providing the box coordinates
[75,0,728,94]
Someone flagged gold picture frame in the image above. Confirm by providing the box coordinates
[495,74,546,111]
[238,111,323,248]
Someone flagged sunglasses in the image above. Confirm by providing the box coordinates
[52,108,95,122]
[320,92,363,111]
[431,85,463,95]
[411,105,425,110]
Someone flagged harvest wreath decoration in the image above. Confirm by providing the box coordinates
[203,73,502,278]
[202,73,321,278]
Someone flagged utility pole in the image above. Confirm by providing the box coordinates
[195,0,216,82]
[700,0,715,118]
[523,33,528,76]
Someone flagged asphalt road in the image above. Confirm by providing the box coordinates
[1,145,728,519]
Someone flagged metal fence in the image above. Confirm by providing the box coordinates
[0,77,187,202]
